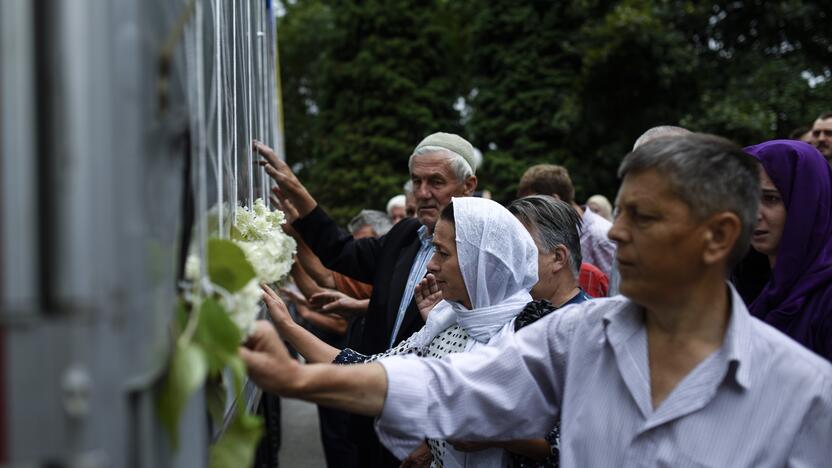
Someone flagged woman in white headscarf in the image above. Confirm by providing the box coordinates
[264,197,541,467]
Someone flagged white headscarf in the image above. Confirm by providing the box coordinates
[449,197,538,342]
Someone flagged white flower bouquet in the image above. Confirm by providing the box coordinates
[185,198,296,335]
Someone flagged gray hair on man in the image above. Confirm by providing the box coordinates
[619,134,760,268]
[386,195,406,216]
[403,180,414,194]
[348,209,393,236]
[632,125,692,150]
[508,195,583,278]
[408,132,481,182]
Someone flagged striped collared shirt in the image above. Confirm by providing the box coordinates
[388,225,434,348]
[377,285,832,467]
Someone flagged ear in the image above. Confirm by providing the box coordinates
[702,212,742,266]
[461,175,478,197]
[551,244,570,274]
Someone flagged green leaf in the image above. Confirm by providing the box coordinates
[157,342,208,449]
[174,299,189,336]
[207,238,256,293]
[227,355,247,398]
[209,410,264,468]
[205,377,228,427]
[194,298,243,374]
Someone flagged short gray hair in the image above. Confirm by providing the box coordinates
[348,209,393,236]
[618,134,760,269]
[403,180,414,194]
[386,195,406,216]
[633,125,692,150]
[508,195,583,278]
[408,146,477,182]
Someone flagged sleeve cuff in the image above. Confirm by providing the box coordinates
[374,355,430,459]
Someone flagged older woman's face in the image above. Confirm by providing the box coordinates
[427,219,471,308]
[751,169,786,261]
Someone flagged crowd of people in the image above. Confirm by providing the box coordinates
[241,112,832,467]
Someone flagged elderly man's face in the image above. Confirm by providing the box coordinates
[609,169,709,307]
[811,118,832,160]
[405,192,417,218]
[389,206,406,224]
[410,152,476,232]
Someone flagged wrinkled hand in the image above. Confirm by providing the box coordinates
[262,284,297,331]
[270,186,301,226]
[309,290,368,318]
[279,285,309,308]
[399,441,433,468]
[253,140,317,218]
[414,274,442,321]
[449,440,493,453]
[239,320,301,396]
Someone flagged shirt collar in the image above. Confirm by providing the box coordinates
[602,283,753,390]
[721,284,753,389]
[417,225,433,244]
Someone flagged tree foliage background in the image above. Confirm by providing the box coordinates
[277,0,832,224]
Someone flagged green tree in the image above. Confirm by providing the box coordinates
[278,0,832,210]
[279,0,470,225]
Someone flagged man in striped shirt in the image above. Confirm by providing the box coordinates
[245,134,832,466]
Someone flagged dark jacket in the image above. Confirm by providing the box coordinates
[294,205,427,355]
[294,206,428,467]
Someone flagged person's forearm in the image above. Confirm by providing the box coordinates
[301,309,348,336]
[498,439,552,461]
[279,321,340,363]
[296,240,336,288]
[290,362,387,416]
[292,263,326,298]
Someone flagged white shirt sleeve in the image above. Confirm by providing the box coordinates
[375,307,583,459]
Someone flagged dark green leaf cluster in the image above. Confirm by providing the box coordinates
[278,0,831,213]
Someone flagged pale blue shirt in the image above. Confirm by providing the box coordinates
[388,225,434,348]
[377,285,832,467]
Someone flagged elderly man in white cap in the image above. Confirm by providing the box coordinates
[255,133,478,468]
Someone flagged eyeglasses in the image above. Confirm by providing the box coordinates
[812,129,832,138]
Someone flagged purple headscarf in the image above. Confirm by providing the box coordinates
[743,140,832,349]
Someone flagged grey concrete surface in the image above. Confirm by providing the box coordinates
[279,398,327,468]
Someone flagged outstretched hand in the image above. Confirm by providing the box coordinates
[270,187,301,226]
[309,290,369,318]
[414,274,442,321]
[239,320,301,396]
[262,284,296,331]
[278,285,309,308]
[253,140,317,218]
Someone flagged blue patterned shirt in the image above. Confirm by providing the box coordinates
[388,225,434,348]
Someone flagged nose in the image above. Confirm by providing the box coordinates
[414,183,432,200]
[426,253,439,273]
[607,215,627,245]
